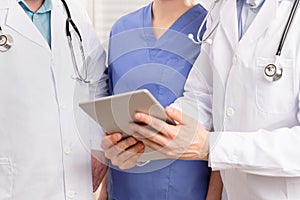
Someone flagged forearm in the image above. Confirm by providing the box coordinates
[98,173,108,200]
[209,126,300,177]
[172,48,213,130]
[206,171,223,200]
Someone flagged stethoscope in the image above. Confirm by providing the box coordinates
[188,0,221,45]
[0,26,13,52]
[0,0,90,83]
[264,0,299,81]
[61,0,90,83]
[189,0,300,82]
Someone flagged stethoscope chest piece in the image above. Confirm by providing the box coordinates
[0,32,13,52]
[262,0,300,82]
[264,63,283,82]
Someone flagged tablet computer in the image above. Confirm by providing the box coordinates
[79,89,175,136]
[79,89,174,161]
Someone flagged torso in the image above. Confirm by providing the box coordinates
[107,3,210,200]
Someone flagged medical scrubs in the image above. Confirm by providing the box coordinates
[107,3,209,200]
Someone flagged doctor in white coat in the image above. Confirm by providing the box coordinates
[0,0,107,199]
[102,0,300,199]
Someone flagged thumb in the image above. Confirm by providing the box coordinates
[165,107,183,124]
[166,106,194,125]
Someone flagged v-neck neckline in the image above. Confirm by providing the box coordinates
[143,3,200,42]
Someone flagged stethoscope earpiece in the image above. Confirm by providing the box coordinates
[188,33,195,41]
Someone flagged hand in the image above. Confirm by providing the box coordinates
[101,133,145,169]
[91,150,108,192]
[129,107,209,160]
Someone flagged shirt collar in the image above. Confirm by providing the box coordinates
[17,0,53,13]
[245,0,265,8]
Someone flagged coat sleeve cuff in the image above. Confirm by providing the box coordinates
[208,131,237,171]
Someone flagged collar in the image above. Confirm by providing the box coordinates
[17,0,53,13]
[245,0,265,8]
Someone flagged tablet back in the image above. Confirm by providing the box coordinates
[79,89,173,136]
[79,89,173,161]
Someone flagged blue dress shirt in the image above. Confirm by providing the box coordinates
[237,0,265,39]
[17,0,52,47]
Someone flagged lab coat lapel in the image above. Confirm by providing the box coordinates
[51,1,67,53]
[0,0,9,8]
[50,0,73,81]
[5,0,50,52]
[219,0,239,50]
[239,0,277,46]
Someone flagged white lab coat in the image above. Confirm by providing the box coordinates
[174,0,300,199]
[0,0,107,199]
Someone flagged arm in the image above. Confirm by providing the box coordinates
[128,43,300,177]
[209,126,300,177]
[86,22,108,151]
[171,45,213,130]
[128,46,214,160]
[98,173,108,200]
[84,17,109,190]
[91,150,108,192]
[130,106,300,177]
[206,171,223,200]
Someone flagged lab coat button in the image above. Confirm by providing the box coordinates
[64,147,71,155]
[226,107,235,117]
[67,191,75,198]
[60,104,66,110]
[232,56,237,64]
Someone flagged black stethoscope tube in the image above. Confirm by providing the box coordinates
[0,0,83,43]
[60,0,83,42]
[60,0,89,83]
[276,0,300,56]
[0,0,89,83]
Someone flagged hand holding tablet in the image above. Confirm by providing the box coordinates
[79,89,175,137]
[79,89,174,161]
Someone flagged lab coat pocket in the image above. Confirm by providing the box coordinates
[0,158,13,199]
[255,57,296,114]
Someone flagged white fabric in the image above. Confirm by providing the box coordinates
[239,0,265,38]
[173,0,300,199]
[0,0,107,199]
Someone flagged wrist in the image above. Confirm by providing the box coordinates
[198,129,209,161]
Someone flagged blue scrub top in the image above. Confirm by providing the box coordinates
[108,3,209,200]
